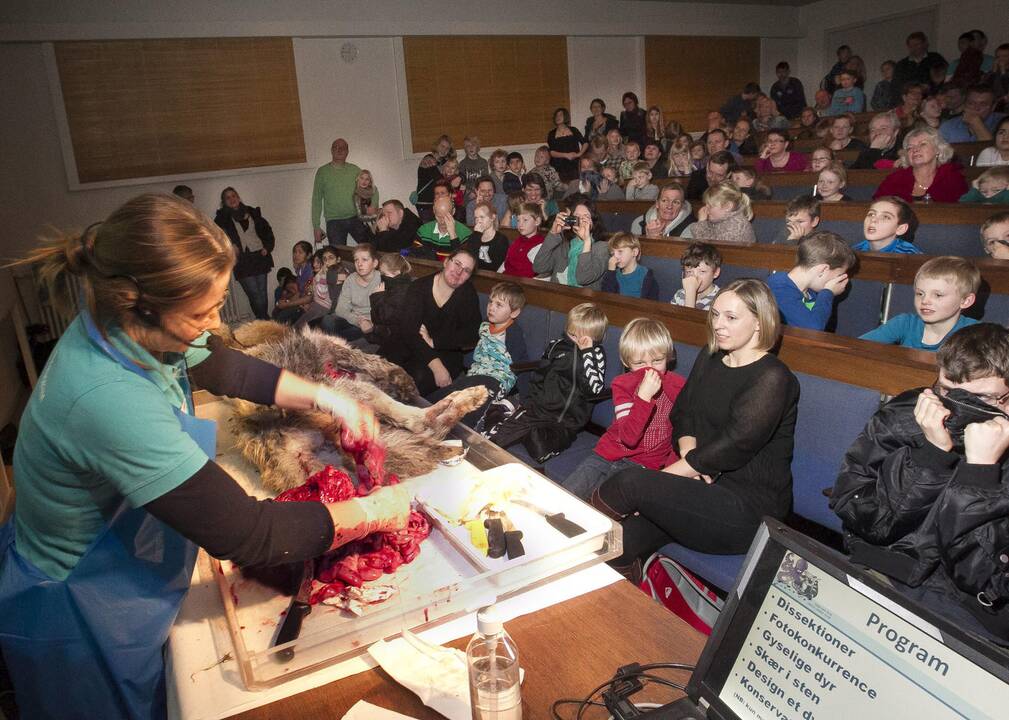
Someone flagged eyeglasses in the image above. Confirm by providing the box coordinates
[933,380,1009,408]
[448,258,474,275]
[984,238,1009,256]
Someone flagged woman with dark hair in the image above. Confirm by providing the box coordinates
[382,247,482,396]
[976,116,1009,166]
[547,107,587,183]
[755,129,808,172]
[645,106,666,147]
[213,187,275,320]
[532,196,610,290]
[0,193,406,719]
[592,279,799,582]
[584,97,618,143]
[619,92,647,147]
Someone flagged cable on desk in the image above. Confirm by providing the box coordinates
[550,661,695,719]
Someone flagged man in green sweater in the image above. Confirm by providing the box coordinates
[312,138,362,245]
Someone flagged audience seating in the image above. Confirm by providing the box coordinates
[594,200,999,257]
[632,237,1009,334]
[759,167,985,202]
[657,167,986,202]
[493,229,1009,337]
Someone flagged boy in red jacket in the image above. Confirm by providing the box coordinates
[561,318,686,500]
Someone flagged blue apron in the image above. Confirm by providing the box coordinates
[0,312,217,719]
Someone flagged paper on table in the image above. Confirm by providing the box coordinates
[342,699,419,719]
[368,630,471,720]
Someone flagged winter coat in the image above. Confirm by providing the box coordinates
[526,336,606,432]
[213,205,275,279]
[831,389,1009,639]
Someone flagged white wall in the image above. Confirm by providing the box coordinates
[795,0,1009,96]
[0,0,799,42]
[760,37,800,96]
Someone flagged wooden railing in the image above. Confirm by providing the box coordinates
[593,199,998,225]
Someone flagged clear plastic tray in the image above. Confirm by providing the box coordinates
[194,396,622,689]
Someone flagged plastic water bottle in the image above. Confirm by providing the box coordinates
[466,605,522,719]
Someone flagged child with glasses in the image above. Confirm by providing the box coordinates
[981,211,1009,259]
[833,322,1009,646]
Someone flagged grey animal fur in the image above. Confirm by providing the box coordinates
[217,321,487,494]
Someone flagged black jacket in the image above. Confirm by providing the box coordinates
[849,145,901,169]
[583,113,618,141]
[526,336,606,431]
[832,389,1009,637]
[368,274,413,346]
[214,206,275,279]
[373,209,422,254]
[685,169,709,201]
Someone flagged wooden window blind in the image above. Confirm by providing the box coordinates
[403,36,570,153]
[645,37,760,133]
[54,38,306,184]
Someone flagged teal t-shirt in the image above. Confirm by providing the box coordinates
[860,313,977,351]
[13,316,212,580]
[616,264,647,298]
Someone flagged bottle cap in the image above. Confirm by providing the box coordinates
[476,605,503,635]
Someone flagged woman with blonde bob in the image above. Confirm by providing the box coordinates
[874,125,968,203]
[0,193,409,719]
[591,279,800,582]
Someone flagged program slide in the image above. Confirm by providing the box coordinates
[718,552,1005,720]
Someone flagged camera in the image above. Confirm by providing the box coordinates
[563,215,579,228]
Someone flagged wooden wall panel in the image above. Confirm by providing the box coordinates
[55,38,306,183]
[645,36,760,133]
[403,36,569,153]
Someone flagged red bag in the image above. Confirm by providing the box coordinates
[639,553,724,635]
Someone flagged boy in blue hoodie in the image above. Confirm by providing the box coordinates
[768,231,855,331]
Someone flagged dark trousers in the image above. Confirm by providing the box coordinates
[595,466,761,568]
[484,404,577,464]
[236,273,270,320]
[326,217,367,246]
[319,314,364,341]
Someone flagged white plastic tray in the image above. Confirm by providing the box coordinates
[194,397,621,689]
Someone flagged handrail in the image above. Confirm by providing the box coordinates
[593,199,998,225]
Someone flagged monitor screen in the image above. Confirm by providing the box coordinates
[690,524,1009,720]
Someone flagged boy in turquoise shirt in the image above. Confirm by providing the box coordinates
[860,257,980,351]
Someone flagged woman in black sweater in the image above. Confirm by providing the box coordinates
[592,279,799,582]
[382,247,482,396]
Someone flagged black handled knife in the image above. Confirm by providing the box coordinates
[512,498,586,538]
[273,559,314,663]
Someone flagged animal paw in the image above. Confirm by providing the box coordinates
[424,386,490,430]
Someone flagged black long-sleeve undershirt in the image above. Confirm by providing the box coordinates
[145,336,333,566]
[187,334,282,404]
[146,461,334,567]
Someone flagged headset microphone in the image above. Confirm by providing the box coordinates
[119,274,208,350]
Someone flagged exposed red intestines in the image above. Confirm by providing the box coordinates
[276,464,429,605]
